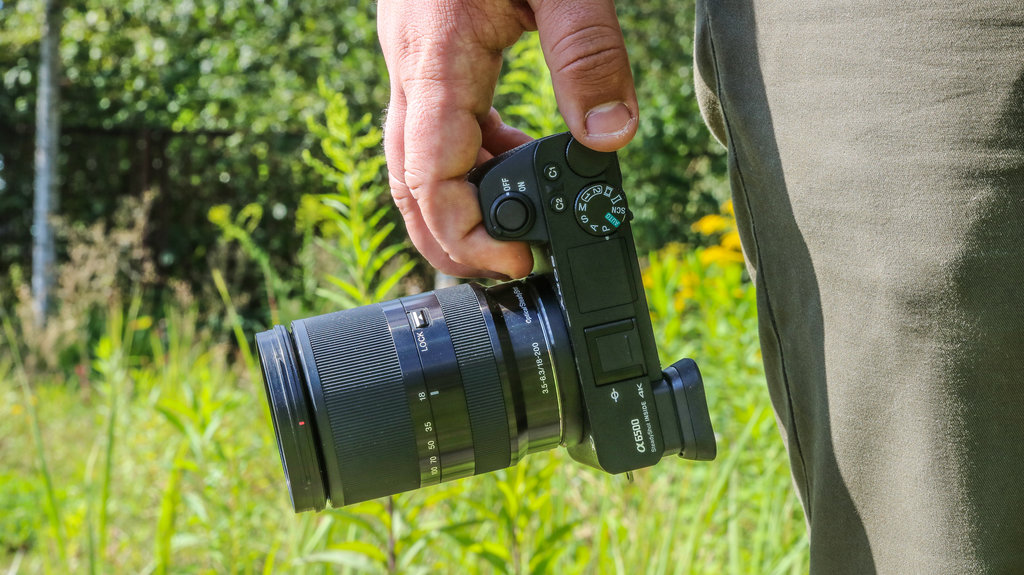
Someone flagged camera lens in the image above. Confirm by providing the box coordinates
[255,278,579,511]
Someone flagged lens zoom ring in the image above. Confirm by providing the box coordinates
[436,284,511,474]
[303,306,419,504]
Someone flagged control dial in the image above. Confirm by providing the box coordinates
[575,183,629,237]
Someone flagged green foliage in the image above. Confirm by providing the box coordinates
[617,1,731,250]
[0,240,809,573]
[0,0,729,304]
[0,0,385,131]
[441,455,582,575]
[496,34,564,137]
[0,0,387,292]
[0,2,805,572]
[0,472,38,556]
[208,202,295,326]
[638,245,807,574]
[301,79,416,308]
[209,83,416,325]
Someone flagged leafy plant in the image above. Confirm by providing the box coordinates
[208,203,291,326]
[210,80,416,321]
[302,78,416,308]
[0,22,810,573]
[496,33,564,137]
[442,454,581,575]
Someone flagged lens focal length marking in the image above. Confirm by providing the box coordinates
[400,293,476,483]
[382,300,442,487]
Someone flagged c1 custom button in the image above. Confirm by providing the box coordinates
[543,163,561,181]
[493,196,530,233]
[585,319,647,385]
[550,195,566,213]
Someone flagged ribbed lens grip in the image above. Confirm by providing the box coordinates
[435,284,511,474]
[297,305,419,506]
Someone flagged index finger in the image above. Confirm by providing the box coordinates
[381,5,534,279]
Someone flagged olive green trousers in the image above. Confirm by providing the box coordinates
[693,1,1024,572]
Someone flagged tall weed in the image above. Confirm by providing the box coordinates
[7,192,157,374]
[210,79,416,323]
[301,78,416,308]
[496,33,563,137]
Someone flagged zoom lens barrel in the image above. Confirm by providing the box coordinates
[256,279,576,511]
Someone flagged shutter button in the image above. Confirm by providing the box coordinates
[565,138,611,177]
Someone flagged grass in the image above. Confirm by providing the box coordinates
[0,34,806,572]
[0,242,808,574]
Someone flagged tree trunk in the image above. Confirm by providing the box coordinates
[32,0,62,327]
[434,270,458,290]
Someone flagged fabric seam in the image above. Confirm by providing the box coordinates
[702,2,813,520]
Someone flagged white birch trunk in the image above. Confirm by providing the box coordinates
[32,0,62,327]
[434,270,458,290]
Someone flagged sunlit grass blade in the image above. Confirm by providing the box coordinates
[0,296,69,571]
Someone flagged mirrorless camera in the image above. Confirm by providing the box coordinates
[255,133,716,512]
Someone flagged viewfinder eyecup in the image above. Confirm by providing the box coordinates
[659,359,717,461]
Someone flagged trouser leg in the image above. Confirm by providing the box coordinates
[694,1,1024,572]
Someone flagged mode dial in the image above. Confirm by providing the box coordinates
[574,183,629,237]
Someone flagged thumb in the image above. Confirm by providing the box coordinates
[532,0,638,152]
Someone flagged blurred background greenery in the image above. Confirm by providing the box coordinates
[0,0,808,573]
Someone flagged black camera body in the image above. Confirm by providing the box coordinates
[473,133,715,473]
[255,133,715,512]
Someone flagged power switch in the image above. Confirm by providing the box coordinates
[585,319,647,385]
[496,198,528,230]
[489,193,533,237]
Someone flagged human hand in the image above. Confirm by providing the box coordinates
[378,0,638,279]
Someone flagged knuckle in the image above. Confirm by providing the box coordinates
[444,245,477,268]
[402,168,430,200]
[388,174,420,219]
[391,190,418,219]
[550,23,629,83]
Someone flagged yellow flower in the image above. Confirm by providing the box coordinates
[130,316,154,331]
[207,204,232,226]
[699,245,746,267]
[673,291,687,313]
[721,230,743,252]
[691,214,730,236]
